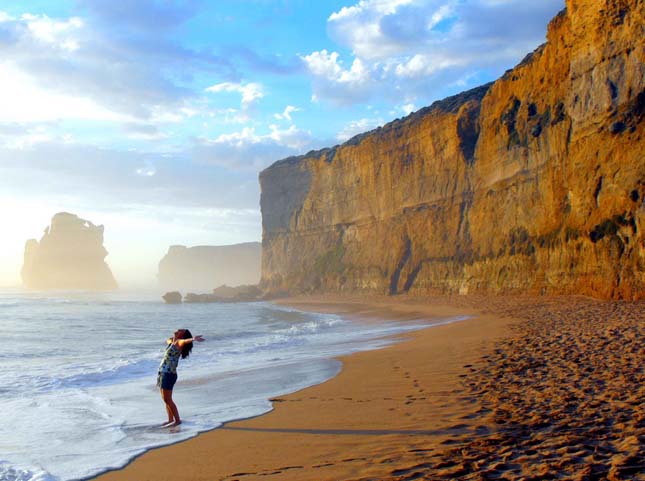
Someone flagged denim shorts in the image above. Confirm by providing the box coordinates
[157,371,178,390]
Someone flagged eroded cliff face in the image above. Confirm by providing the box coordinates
[260,0,645,300]
[22,212,117,290]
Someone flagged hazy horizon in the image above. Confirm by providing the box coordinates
[0,0,563,287]
[0,209,261,289]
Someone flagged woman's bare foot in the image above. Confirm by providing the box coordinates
[161,420,181,428]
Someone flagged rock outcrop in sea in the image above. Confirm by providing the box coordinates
[158,242,261,292]
[21,212,117,290]
[259,0,645,300]
[162,285,262,304]
[162,291,182,304]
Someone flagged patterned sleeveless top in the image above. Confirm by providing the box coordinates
[159,343,181,374]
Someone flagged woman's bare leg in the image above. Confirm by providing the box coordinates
[160,389,174,425]
[162,388,181,426]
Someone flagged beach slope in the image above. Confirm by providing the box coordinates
[94,297,509,480]
[94,295,645,480]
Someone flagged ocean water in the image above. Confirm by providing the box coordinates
[0,289,465,481]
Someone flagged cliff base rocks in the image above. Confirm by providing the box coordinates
[162,284,262,304]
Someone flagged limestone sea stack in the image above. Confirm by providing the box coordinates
[158,242,261,292]
[260,0,645,300]
[21,212,118,290]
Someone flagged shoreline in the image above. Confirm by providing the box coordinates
[93,295,512,481]
[93,294,645,481]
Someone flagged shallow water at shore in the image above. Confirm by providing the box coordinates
[0,289,458,481]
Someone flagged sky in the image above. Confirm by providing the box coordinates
[0,0,564,288]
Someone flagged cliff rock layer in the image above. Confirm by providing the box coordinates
[260,0,645,300]
[158,242,261,291]
[22,212,117,290]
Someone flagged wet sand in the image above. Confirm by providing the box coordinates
[94,294,645,481]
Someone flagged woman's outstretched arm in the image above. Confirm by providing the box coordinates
[176,335,204,348]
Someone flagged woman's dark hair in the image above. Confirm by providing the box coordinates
[180,329,193,359]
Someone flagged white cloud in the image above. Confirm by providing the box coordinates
[135,161,157,176]
[394,53,463,78]
[274,105,301,122]
[0,63,127,123]
[0,7,213,142]
[149,106,198,124]
[329,0,415,25]
[304,0,563,106]
[268,124,312,150]
[401,103,415,115]
[336,117,384,142]
[206,108,251,125]
[22,13,83,51]
[302,50,370,85]
[0,6,235,130]
[208,124,312,151]
[301,50,373,105]
[210,127,259,146]
[0,125,53,149]
[328,0,417,60]
[205,82,264,109]
[195,124,314,170]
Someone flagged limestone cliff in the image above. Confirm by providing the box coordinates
[22,212,117,290]
[158,242,261,292]
[260,0,645,300]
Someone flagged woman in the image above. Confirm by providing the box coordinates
[157,328,204,426]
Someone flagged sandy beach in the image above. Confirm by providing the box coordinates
[94,295,645,481]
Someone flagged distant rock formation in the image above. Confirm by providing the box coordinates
[21,212,117,290]
[211,284,261,300]
[260,0,645,300]
[163,284,262,304]
[183,292,216,303]
[158,243,261,292]
[162,291,182,304]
